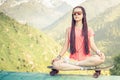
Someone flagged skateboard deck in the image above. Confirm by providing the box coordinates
[47,65,114,70]
[47,65,114,76]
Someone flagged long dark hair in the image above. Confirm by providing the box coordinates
[70,6,89,54]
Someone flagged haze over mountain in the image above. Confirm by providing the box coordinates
[81,0,120,20]
[0,0,72,29]
[88,3,120,57]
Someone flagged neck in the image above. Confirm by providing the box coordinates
[75,20,82,28]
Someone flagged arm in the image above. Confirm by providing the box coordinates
[90,36,104,57]
[59,28,70,57]
[53,28,70,61]
[90,36,98,53]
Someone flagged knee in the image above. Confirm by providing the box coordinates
[101,56,105,63]
[100,54,105,63]
[94,55,105,65]
[100,58,105,64]
[98,55,105,64]
[53,61,58,67]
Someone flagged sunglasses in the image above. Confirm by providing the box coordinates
[72,12,82,15]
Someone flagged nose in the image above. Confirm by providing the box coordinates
[75,13,78,16]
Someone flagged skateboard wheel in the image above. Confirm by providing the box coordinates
[93,70,101,78]
[52,69,59,74]
[50,69,59,76]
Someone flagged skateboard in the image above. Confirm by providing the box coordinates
[47,65,114,76]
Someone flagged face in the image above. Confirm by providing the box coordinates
[73,8,83,21]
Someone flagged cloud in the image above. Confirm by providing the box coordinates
[0,0,7,6]
[42,0,55,8]
[62,0,86,7]
[10,0,30,7]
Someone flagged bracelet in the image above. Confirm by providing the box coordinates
[96,50,100,54]
[57,55,61,59]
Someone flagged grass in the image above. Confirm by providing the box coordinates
[0,12,62,72]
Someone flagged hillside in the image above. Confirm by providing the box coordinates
[81,0,120,20]
[88,4,120,57]
[43,11,71,45]
[0,12,62,72]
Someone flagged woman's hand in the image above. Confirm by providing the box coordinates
[97,52,105,59]
[51,55,61,64]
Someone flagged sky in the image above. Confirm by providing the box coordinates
[62,0,86,7]
[0,0,86,7]
[42,0,86,8]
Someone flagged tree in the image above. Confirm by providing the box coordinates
[110,54,120,75]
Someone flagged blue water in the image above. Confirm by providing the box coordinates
[0,71,120,80]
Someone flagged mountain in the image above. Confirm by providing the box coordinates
[88,3,120,57]
[81,0,120,20]
[0,12,62,72]
[0,0,72,29]
[0,0,7,6]
[42,11,71,45]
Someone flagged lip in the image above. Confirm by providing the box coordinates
[74,16,79,18]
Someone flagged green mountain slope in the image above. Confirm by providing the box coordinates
[88,4,120,57]
[0,12,62,72]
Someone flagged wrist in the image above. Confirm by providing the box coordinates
[56,55,62,59]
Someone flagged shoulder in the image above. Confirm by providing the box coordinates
[65,27,71,36]
[88,27,94,33]
[88,27,95,36]
[66,27,71,30]
[66,27,71,32]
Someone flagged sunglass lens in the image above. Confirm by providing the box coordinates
[73,12,82,15]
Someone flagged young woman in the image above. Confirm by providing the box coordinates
[52,6,105,78]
